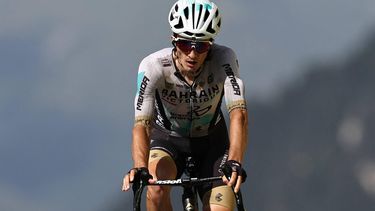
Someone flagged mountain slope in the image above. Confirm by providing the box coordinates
[247,30,375,211]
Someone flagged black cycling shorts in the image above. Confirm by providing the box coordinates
[149,118,229,198]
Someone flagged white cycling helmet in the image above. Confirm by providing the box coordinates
[168,0,221,41]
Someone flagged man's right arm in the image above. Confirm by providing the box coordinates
[122,55,159,191]
[132,57,156,168]
[131,124,151,168]
[122,124,150,192]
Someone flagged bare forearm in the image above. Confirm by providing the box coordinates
[131,125,151,168]
[228,109,248,163]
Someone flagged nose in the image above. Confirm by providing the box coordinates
[188,48,199,58]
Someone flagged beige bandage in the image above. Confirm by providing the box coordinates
[148,149,174,163]
[203,185,236,210]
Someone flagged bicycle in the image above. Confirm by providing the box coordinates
[131,156,246,211]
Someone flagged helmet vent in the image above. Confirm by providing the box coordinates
[183,7,189,20]
[196,4,203,29]
[169,13,174,21]
[183,32,205,38]
[203,9,210,22]
[195,33,205,37]
[192,3,195,28]
[206,20,215,34]
[184,31,194,36]
[175,18,184,29]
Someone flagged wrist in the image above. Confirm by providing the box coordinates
[227,156,242,164]
[133,162,148,168]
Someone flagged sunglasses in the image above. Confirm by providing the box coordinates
[173,38,212,54]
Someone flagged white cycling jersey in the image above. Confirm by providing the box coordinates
[134,44,247,137]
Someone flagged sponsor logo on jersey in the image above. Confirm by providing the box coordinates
[160,58,172,67]
[223,64,241,95]
[136,73,150,111]
[161,84,220,105]
[191,105,212,116]
[165,81,174,89]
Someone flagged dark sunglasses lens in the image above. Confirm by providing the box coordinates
[195,42,211,53]
[176,40,211,53]
[176,40,192,53]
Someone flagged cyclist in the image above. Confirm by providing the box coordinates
[122,0,248,210]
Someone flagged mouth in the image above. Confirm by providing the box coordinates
[186,60,198,67]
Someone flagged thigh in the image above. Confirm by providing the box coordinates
[150,129,189,178]
[202,185,235,211]
[195,119,233,208]
[148,149,177,180]
[197,149,235,210]
[197,119,230,192]
[197,148,228,196]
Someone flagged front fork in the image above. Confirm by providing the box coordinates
[182,186,198,211]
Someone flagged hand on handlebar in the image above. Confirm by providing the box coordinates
[122,167,153,192]
[220,160,247,193]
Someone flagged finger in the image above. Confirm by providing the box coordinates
[148,178,156,184]
[222,175,229,184]
[122,169,137,191]
[122,174,130,191]
[128,169,137,182]
[227,171,238,186]
[234,176,243,193]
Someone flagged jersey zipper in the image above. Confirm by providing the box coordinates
[188,81,196,137]
[174,71,197,137]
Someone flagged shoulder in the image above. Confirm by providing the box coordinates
[208,44,237,61]
[138,48,174,81]
[140,48,174,67]
[205,44,239,71]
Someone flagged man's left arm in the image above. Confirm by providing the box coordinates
[221,47,248,192]
[226,108,248,192]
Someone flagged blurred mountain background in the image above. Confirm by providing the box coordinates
[112,28,375,211]
[2,1,375,211]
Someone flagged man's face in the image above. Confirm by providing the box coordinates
[174,38,211,73]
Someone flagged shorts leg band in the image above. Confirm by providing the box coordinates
[148,149,174,163]
[202,185,235,210]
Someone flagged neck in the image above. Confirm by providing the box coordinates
[172,49,200,84]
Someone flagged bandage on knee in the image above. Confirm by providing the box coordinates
[202,185,235,210]
[148,149,173,163]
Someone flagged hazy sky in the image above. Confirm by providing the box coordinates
[1,0,375,210]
